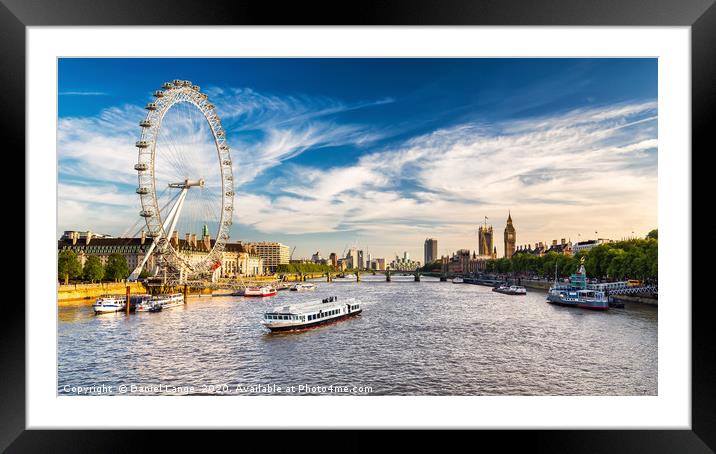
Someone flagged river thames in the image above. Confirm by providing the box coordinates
[58,275,657,396]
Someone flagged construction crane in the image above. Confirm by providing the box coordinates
[289,246,296,261]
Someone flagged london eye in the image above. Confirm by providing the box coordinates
[128,79,234,282]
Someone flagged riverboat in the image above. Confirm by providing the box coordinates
[92,294,127,314]
[452,277,464,284]
[547,260,608,310]
[492,285,527,295]
[261,296,361,332]
[290,282,317,292]
[151,293,184,309]
[135,297,163,312]
[244,285,277,297]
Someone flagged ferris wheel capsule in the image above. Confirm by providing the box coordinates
[134,163,148,171]
[145,103,157,110]
[139,120,152,127]
[163,82,172,89]
[153,90,164,98]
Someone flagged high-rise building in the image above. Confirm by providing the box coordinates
[478,224,494,257]
[246,242,290,273]
[346,248,359,269]
[504,212,516,259]
[329,252,337,268]
[424,238,438,265]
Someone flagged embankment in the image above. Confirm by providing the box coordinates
[58,282,147,303]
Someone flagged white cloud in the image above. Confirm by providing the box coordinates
[232,101,658,258]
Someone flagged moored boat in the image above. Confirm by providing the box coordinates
[492,285,527,295]
[452,277,464,284]
[244,285,277,297]
[152,293,184,309]
[92,294,127,314]
[135,297,163,312]
[261,296,361,332]
[546,260,608,310]
[290,282,317,292]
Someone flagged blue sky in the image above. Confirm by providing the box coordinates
[58,58,657,261]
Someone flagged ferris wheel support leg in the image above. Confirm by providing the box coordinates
[128,187,189,282]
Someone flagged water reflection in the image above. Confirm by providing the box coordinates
[58,278,657,396]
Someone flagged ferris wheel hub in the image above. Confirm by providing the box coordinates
[168,178,205,189]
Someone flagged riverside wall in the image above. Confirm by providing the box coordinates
[57,282,147,302]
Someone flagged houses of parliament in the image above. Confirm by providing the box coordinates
[478,212,516,259]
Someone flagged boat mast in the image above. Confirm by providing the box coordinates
[554,260,558,284]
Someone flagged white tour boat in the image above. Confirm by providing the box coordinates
[152,293,184,309]
[492,285,527,295]
[452,277,464,284]
[261,296,361,332]
[290,282,317,292]
[135,296,163,312]
[244,285,277,297]
[92,294,127,314]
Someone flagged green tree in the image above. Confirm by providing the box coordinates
[104,253,129,282]
[276,263,333,274]
[82,256,104,283]
[646,229,658,240]
[58,250,82,284]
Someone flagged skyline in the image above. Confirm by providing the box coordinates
[58,58,658,260]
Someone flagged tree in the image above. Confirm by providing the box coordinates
[105,253,129,282]
[83,256,104,283]
[646,229,658,240]
[58,250,82,284]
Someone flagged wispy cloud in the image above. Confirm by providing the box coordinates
[60,91,108,96]
[233,101,658,255]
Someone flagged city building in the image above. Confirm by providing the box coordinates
[504,212,516,259]
[329,252,337,268]
[346,248,359,270]
[571,238,613,254]
[366,257,386,271]
[424,238,438,265]
[545,238,572,256]
[58,230,156,275]
[242,241,290,274]
[58,229,264,280]
[478,224,494,257]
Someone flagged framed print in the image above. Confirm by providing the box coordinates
[6,0,714,450]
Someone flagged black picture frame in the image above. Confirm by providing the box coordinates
[5,0,713,451]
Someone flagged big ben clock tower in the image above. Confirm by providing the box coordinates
[504,212,516,259]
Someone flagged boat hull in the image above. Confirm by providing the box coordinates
[546,294,608,310]
[245,291,277,297]
[93,304,125,314]
[264,310,362,332]
[492,288,526,295]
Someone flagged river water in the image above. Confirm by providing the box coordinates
[58,276,657,396]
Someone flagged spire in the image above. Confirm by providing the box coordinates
[507,210,512,223]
